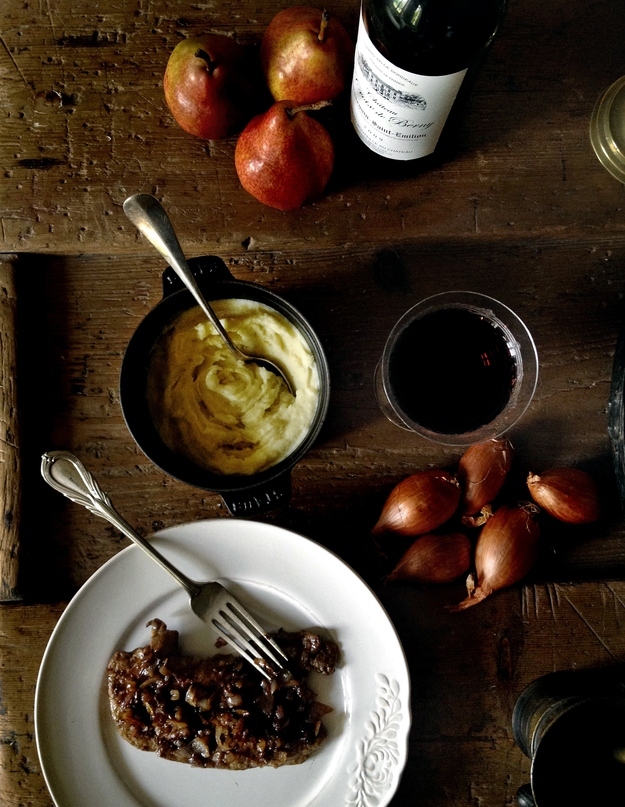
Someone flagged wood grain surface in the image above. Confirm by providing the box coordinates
[0,243,623,806]
[2,0,625,804]
[13,244,625,592]
[0,0,624,254]
[0,257,21,602]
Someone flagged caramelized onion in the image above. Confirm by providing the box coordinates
[372,470,461,537]
[527,467,600,524]
[450,504,540,610]
[386,532,471,584]
[458,438,513,515]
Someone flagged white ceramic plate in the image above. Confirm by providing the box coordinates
[35,520,411,807]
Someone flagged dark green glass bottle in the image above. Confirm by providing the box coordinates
[350,0,508,164]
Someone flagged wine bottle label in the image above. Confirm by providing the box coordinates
[350,11,468,160]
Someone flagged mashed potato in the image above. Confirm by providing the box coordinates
[146,299,320,475]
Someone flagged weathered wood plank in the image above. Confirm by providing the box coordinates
[0,603,64,807]
[0,257,21,602]
[3,583,625,807]
[1,0,625,254]
[8,241,624,596]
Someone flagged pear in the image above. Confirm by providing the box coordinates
[234,101,334,211]
[261,7,354,104]
[164,35,257,140]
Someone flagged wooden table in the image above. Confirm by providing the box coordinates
[3,0,625,804]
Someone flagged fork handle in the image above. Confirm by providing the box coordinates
[41,451,200,597]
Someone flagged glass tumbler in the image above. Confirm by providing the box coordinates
[374,291,538,446]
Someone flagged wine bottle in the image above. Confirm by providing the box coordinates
[350,0,507,164]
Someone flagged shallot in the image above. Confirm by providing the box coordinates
[450,504,540,610]
[372,469,461,537]
[527,467,600,524]
[458,438,513,515]
[386,532,471,584]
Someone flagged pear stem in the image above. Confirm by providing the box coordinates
[318,10,330,42]
[194,48,215,74]
[287,100,332,118]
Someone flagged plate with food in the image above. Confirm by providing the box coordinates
[35,519,411,807]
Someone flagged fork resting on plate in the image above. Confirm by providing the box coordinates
[40,450,288,680]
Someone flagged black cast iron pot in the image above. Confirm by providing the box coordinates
[120,255,330,516]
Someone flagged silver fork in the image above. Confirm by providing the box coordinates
[40,450,288,680]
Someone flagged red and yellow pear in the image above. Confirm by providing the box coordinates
[164,34,257,140]
[261,6,354,104]
[234,100,334,211]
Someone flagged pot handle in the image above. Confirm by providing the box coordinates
[162,255,234,298]
[220,475,292,517]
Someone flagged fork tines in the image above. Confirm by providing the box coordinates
[212,600,289,681]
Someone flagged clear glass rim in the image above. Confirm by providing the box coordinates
[376,291,539,446]
[590,74,625,183]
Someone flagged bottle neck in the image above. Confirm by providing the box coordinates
[362,0,508,75]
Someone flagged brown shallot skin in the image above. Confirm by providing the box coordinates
[372,469,461,537]
[386,532,471,584]
[458,438,513,516]
[450,504,540,610]
[526,467,601,525]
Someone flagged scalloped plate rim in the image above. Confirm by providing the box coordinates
[35,519,411,807]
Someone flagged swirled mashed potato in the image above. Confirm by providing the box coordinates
[146,299,319,475]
